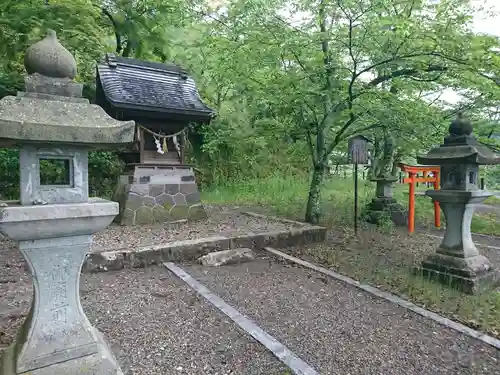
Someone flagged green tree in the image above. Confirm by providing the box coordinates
[0,0,106,81]
[101,0,205,59]
[195,0,499,223]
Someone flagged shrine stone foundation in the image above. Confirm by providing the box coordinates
[113,164,206,225]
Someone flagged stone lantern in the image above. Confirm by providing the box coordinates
[0,30,135,374]
[417,112,500,294]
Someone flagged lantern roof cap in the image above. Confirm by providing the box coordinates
[417,113,500,165]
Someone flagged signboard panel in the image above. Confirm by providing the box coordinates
[348,135,369,164]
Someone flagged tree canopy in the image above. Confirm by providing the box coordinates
[0,0,499,222]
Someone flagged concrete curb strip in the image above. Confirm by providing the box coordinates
[83,214,326,272]
[263,247,500,351]
[164,262,320,375]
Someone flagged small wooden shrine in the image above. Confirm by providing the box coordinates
[96,54,214,225]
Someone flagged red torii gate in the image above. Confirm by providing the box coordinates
[399,163,441,233]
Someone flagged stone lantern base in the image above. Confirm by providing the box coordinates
[0,199,124,374]
[364,178,407,226]
[419,253,500,295]
[1,329,122,375]
[416,190,500,294]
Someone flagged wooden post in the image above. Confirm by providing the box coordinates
[180,131,186,165]
[347,135,369,235]
[354,163,359,234]
[434,171,440,228]
[408,172,416,233]
[139,127,145,164]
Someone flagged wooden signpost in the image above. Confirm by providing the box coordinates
[348,135,370,234]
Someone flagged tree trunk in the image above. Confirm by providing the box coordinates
[122,40,132,57]
[305,164,325,224]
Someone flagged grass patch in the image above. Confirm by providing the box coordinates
[485,195,500,206]
[202,174,500,338]
[202,173,500,236]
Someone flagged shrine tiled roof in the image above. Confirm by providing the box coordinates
[96,54,214,120]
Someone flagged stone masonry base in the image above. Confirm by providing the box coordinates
[113,165,206,225]
[414,256,500,295]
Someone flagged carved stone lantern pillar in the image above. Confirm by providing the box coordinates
[417,113,500,294]
[0,30,135,374]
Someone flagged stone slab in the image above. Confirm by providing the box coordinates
[17,91,89,103]
[198,248,255,266]
[23,74,84,99]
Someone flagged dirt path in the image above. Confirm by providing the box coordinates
[182,259,500,375]
[0,254,288,375]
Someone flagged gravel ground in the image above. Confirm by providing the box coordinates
[0,243,28,348]
[183,259,500,375]
[0,265,288,375]
[90,205,304,252]
[0,205,303,255]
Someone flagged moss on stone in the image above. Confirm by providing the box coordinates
[135,206,154,225]
[188,204,207,220]
[153,205,171,222]
[120,208,136,226]
[169,205,190,220]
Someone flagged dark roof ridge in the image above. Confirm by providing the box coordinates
[96,54,214,120]
[105,53,188,77]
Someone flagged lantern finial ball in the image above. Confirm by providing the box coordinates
[24,29,77,79]
[448,111,473,136]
